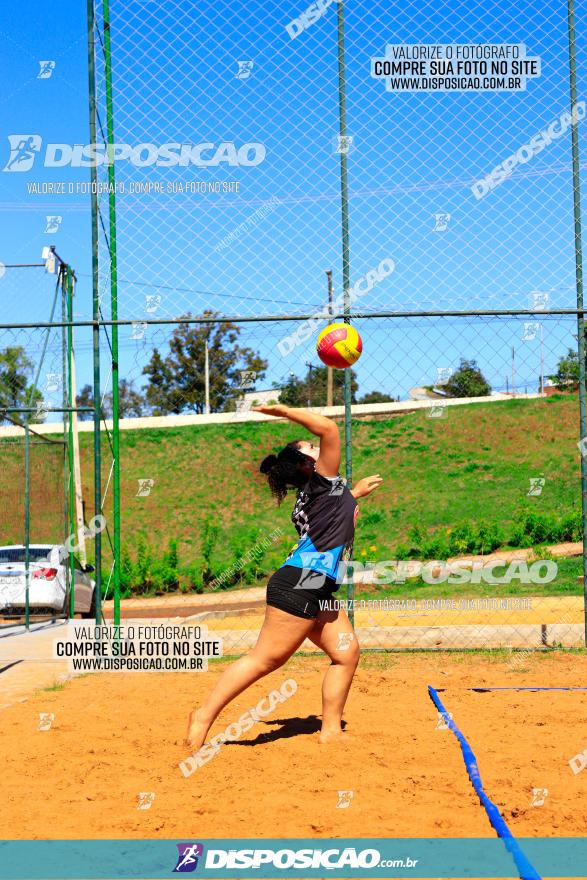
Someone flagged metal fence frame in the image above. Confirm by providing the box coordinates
[5,0,584,644]
[0,258,91,629]
[82,0,587,641]
[2,305,585,645]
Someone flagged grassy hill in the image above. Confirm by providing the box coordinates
[70,393,581,596]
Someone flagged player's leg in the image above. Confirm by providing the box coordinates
[307,606,359,743]
[186,604,314,747]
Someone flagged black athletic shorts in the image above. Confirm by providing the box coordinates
[266,564,340,620]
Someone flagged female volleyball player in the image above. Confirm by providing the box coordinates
[186,404,382,748]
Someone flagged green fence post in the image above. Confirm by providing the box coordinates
[61,267,70,616]
[103,0,121,628]
[87,0,102,625]
[567,0,587,646]
[336,0,354,626]
[67,266,75,619]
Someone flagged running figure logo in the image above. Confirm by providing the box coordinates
[45,215,62,234]
[37,60,56,79]
[45,372,62,393]
[136,479,155,498]
[38,713,55,731]
[530,292,549,310]
[522,321,540,341]
[239,370,256,390]
[333,135,354,155]
[35,399,49,421]
[3,135,42,172]
[428,402,448,419]
[435,711,453,730]
[336,790,354,809]
[131,321,147,340]
[145,294,162,313]
[436,366,453,385]
[136,792,155,810]
[236,60,254,80]
[527,477,545,497]
[433,212,451,232]
[328,476,346,496]
[294,551,336,590]
[173,843,204,873]
[337,633,354,652]
[530,788,548,807]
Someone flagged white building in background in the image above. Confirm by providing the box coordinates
[408,386,448,401]
[241,388,281,407]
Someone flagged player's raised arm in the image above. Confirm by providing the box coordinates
[251,404,341,476]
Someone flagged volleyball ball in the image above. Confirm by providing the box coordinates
[316,322,363,369]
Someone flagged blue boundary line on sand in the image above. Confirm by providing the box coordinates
[434,687,587,693]
[427,685,542,880]
[469,687,587,692]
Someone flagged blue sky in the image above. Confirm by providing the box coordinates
[0,0,585,408]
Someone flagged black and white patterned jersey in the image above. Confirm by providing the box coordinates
[280,469,358,582]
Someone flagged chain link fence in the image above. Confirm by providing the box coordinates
[77,310,581,653]
[86,0,586,651]
[89,0,584,319]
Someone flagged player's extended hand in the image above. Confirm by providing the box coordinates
[352,474,383,499]
[251,404,290,417]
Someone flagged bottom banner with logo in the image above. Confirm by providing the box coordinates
[0,838,586,878]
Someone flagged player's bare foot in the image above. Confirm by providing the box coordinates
[319,727,352,744]
[185,709,209,750]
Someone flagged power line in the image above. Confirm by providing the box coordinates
[73,272,314,309]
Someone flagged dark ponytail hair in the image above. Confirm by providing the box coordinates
[260,441,315,504]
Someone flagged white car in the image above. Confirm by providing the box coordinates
[0,544,97,618]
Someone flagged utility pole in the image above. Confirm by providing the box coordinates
[204,334,210,415]
[326,270,334,407]
[512,347,516,397]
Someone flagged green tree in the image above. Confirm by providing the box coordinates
[142,312,267,414]
[277,365,359,406]
[549,348,579,390]
[102,379,147,419]
[443,359,491,398]
[77,382,146,419]
[358,390,396,404]
[277,373,303,407]
[76,383,113,420]
[0,346,43,424]
[76,384,95,421]
[113,379,146,418]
